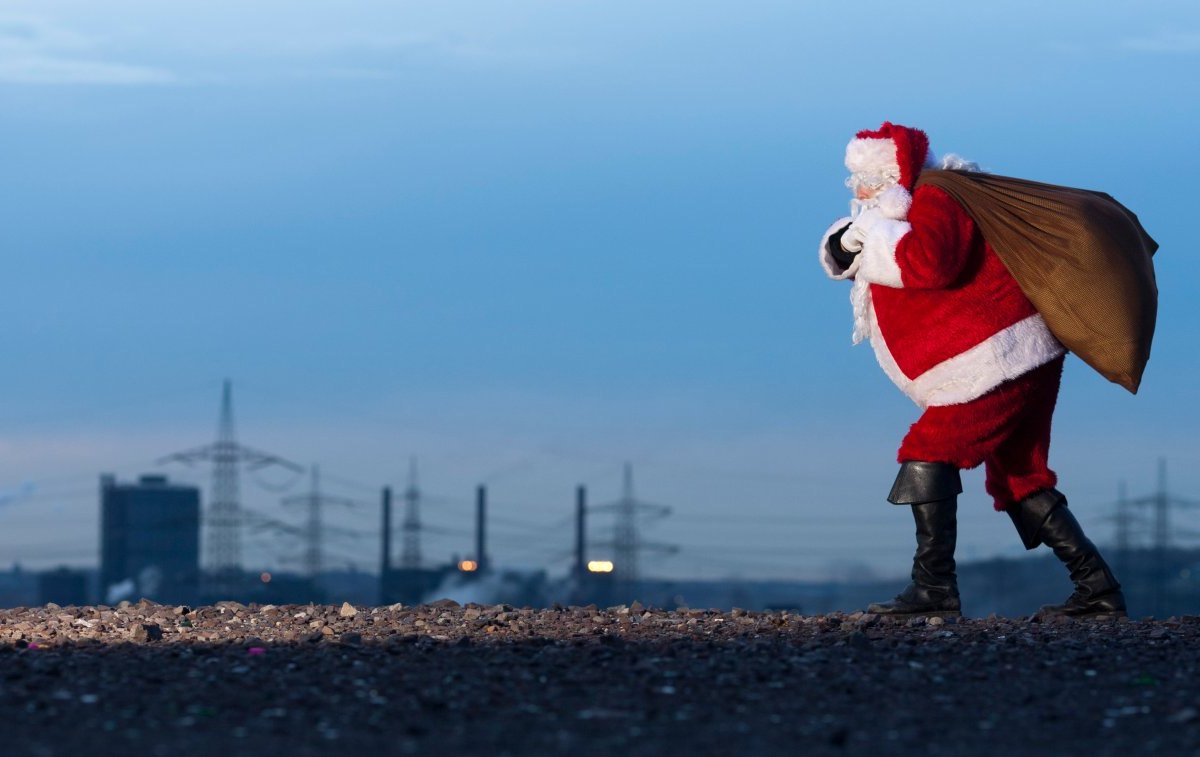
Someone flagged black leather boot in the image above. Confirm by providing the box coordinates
[1007,489,1127,618]
[867,462,963,618]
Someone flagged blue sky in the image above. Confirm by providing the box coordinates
[1,1,1198,583]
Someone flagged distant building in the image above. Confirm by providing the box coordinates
[38,567,90,606]
[0,563,38,608]
[100,474,200,605]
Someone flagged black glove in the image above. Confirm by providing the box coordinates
[826,223,857,270]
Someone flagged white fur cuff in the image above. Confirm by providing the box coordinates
[818,216,857,280]
[850,210,908,288]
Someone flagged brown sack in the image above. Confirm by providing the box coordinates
[915,169,1159,394]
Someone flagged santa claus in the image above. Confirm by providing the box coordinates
[819,121,1126,618]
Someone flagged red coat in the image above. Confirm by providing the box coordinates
[820,184,1064,408]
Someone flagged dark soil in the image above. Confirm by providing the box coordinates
[1,599,1197,755]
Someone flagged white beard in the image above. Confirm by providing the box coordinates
[846,194,882,345]
[849,195,879,221]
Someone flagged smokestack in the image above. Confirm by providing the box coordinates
[380,486,392,599]
[475,485,488,572]
[575,485,587,576]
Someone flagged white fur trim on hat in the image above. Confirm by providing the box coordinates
[848,210,908,288]
[845,137,900,182]
[867,309,1066,408]
[818,216,857,280]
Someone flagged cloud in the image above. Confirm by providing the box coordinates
[1120,31,1200,54]
[0,56,174,84]
[0,9,573,86]
[0,14,175,85]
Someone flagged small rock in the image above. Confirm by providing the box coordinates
[340,632,363,646]
[339,602,358,618]
[131,624,163,642]
[427,598,461,609]
[928,616,946,627]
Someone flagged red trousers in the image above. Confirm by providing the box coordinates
[897,356,1065,511]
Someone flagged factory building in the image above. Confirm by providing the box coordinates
[100,474,200,605]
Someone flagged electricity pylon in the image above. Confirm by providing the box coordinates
[160,380,302,598]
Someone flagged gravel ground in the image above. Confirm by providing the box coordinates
[1,599,1198,755]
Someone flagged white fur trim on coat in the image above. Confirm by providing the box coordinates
[866,308,1067,408]
[849,209,908,288]
[875,185,911,220]
[818,216,857,280]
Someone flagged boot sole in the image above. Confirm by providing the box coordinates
[1033,610,1127,620]
[865,610,962,619]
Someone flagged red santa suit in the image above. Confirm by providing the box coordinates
[819,123,1066,510]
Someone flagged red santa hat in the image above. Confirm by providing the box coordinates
[844,121,932,219]
[845,121,931,190]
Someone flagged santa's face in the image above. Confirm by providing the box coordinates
[847,177,897,219]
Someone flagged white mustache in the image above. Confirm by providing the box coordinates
[849,196,879,221]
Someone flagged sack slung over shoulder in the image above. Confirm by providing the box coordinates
[915,169,1158,394]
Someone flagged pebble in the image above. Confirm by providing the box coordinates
[131,624,163,642]
[848,631,871,650]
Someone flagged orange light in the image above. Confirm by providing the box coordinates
[260,572,272,583]
[587,560,614,573]
[459,560,478,572]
